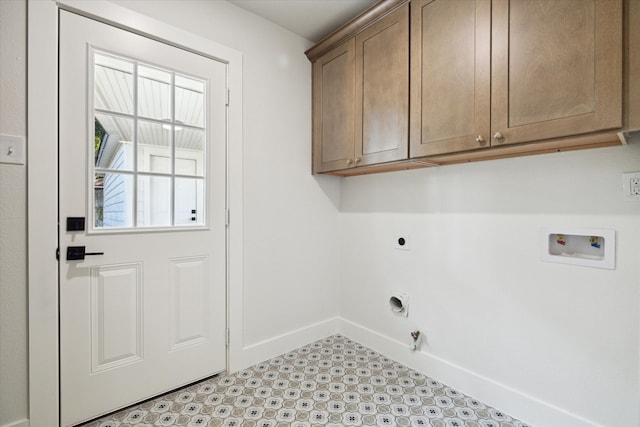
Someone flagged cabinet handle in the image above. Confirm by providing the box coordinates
[493,131,504,141]
[354,157,361,164]
[346,159,354,166]
[475,135,486,145]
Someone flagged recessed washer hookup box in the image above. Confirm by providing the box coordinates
[540,227,615,270]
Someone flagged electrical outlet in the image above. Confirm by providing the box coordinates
[622,172,640,201]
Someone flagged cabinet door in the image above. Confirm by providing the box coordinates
[355,4,409,165]
[312,39,356,173]
[410,0,491,157]
[491,0,622,146]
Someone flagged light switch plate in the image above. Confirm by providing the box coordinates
[0,134,26,165]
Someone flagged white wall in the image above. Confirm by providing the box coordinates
[0,0,29,425]
[339,144,640,426]
[2,0,341,424]
[4,1,638,426]
[102,0,344,361]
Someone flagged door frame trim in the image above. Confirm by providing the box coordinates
[27,1,244,424]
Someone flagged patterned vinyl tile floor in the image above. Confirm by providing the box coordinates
[83,335,531,427]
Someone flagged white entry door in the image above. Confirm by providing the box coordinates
[59,11,227,426]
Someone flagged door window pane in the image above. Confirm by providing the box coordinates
[138,65,172,121]
[175,128,205,177]
[91,49,209,230]
[95,114,134,171]
[137,175,171,227]
[175,75,205,127]
[137,120,172,174]
[95,172,134,228]
[94,53,134,115]
[175,178,204,226]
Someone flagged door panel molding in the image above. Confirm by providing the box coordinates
[91,263,144,373]
[170,256,210,350]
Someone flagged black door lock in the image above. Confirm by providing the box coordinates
[66,246,104,261]
[66,217,85,232]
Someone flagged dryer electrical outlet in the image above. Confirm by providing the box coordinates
[622,172,640,201]
[394,235,410,251]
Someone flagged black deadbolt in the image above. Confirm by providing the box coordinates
[66,217,86,232]
[398,237,406,246]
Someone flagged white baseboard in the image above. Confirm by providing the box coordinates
[2,420,29,427]
[338,317,603,427]
[228,316,605,427]
[231,317,340,372]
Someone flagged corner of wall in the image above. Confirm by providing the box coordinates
[337,317,605,427]
[229,317,340,373]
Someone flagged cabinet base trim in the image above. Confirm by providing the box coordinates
[318,132,623,177]
[426,132,622,165]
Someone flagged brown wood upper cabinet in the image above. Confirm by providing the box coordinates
[309,2,409,173]
[410,0,623,158]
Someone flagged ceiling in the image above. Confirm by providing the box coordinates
[227,0,378,43]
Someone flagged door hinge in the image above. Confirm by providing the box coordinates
[56,247,60,261]
[225,209,230,227]
[226,328,230,346]
[226,89,230,107]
